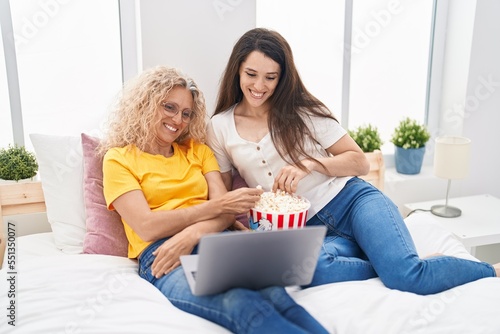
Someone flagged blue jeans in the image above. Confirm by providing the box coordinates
[138,238,328,334]
[306,177,496,295]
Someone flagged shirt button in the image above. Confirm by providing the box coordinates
[262,160,266,164]
[268,172,272,176]
[256,146,261,151]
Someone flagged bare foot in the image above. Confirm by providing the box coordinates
[494,263,500,277]
[424,253,444,259]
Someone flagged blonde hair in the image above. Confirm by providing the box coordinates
[99,66,207,155]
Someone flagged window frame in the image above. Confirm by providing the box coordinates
[343,0,442,168]
[1,0,125,150]
[0,0,24,146]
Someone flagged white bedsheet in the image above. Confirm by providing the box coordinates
[1,213,500,334]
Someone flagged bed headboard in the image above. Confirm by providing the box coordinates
[0,181,46,268]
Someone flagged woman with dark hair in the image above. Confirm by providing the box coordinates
[208,28,499,295]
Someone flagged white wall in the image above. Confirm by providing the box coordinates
[139,0,256,114]
[461,0,500,264]
[461,0,500,198]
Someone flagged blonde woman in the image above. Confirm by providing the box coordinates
[100,66,329,334]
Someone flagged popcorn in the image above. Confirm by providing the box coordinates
[254,189,310,213]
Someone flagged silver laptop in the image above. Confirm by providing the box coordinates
[180,226,326,296]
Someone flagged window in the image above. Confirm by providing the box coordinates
[0,13,14,147]
[6,0,123,151]
[257,0,435,157]
[349,0,434,152]
[2,0,438,158]
[256,0,346,122]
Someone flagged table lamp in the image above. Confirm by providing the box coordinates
[431,136,471,218]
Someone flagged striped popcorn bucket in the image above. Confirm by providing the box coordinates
[248,199,311,231]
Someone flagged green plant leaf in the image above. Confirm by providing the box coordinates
[348,124,383,153]
[0,144,39,181]
[390,117,430,149]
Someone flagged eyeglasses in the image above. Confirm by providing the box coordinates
[161,102,194,124]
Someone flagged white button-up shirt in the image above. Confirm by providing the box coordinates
[207,105,351,219]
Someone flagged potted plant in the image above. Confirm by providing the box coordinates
[348,124,383,153]
[348,124,385,190]
[390,117,430,174]
[0,144,39,182]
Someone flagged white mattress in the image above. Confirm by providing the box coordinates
[2,213,500,334]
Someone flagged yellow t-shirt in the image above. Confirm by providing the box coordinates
[102,139,220,258]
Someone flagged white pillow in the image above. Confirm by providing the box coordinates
[404,212,478,261]
[30,134,86,254]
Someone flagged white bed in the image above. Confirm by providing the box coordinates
[1,133,500,334]
[2,215,500,334]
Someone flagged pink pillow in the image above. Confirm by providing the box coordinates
[81,133,128,257]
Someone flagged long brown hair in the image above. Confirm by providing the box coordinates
[213,28,338,170]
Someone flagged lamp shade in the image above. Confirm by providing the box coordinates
[433,136,471,179]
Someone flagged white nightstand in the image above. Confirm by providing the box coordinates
[403,194,500,257]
